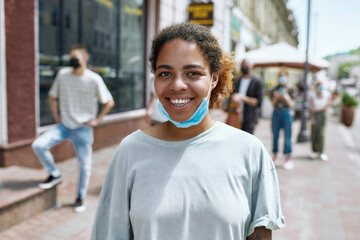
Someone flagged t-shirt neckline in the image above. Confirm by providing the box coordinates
[136,121,221,147]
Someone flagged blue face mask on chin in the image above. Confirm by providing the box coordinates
[157,75,213,128]
[317,85,324,92]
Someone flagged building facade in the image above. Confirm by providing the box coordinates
[0,0,155,168]
[0,0,297,168]
[157,0,298,62]
[230,0,298,57]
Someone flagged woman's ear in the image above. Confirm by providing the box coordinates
[211,71,219,90]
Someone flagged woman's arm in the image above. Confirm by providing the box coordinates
[247,227,272,240]
[271,91,279,107]
[282,92,295,108]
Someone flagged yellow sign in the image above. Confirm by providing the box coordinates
[188,3,214,26]
[124,5,143,16]
[95,0,114,8]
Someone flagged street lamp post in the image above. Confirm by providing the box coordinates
[297,0,311,143]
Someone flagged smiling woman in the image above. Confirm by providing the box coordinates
[91,22,285,240]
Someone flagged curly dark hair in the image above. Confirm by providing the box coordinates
[149,22,235,109]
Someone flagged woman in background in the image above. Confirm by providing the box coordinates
[271,71,295,170]
[309,80,331,161]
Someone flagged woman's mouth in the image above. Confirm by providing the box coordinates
[168,98,192,107]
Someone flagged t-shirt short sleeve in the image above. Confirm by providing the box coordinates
[95,76,113,104]
[247,143,285,235]
[48,73,61,98]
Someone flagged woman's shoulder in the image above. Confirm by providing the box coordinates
[216,122,263,146]
[117,130,144,150]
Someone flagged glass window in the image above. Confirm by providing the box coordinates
[38,0,146,126]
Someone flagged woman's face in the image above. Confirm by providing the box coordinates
[316,84,324,93]
[154,39,214,123]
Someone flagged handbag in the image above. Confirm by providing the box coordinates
[225,100,242,129]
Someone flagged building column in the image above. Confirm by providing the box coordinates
[0,0,7,147]
[5,0,36,144]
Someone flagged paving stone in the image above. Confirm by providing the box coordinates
[0,110,359,239]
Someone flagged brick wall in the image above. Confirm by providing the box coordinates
[5,0,36,143]
[0,117,149,168]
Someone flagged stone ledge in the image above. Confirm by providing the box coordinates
[0,166,57,232]
[0,188,56,232]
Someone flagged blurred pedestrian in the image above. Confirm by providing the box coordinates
[229,59,264,134]
[91,22,284,240]
[32,44,114,212]
[146,75,167,125]
[309,80,331,161]
[271,71,295,170]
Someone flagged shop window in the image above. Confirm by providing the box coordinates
[38,0,146,126]
[51,7,58,26]
[65,11,71,29]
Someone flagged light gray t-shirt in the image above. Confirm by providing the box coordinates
[91,122,285,240]
[49,67,113,129]
[309,90,331,111]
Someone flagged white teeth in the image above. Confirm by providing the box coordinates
[170,99,190,106]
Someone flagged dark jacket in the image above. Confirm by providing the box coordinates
[232,76,264,128]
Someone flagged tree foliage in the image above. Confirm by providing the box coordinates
[349,47,360,56]
[337,61,360,79]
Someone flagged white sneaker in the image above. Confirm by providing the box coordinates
[320,153,329,161]
[283,159,294,170]
[73,198,86,213]
[309,152,320,159]
[273,156,282,167]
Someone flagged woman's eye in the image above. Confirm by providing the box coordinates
[188,72,201,77]
[158,72,171,77]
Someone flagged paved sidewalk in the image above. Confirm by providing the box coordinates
[0,144,117,240]
[256,114,360,240]
[0,110,359,239]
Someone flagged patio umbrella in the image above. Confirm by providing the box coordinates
[244,42,329,72]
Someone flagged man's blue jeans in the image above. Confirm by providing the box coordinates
[32,124,93,199]
[272,109,293,155]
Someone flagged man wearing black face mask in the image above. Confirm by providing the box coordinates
[69,57,80,69]
[32,44,114,213]
[229,59,264,134]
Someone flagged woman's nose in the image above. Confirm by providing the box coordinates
[170,75,187,91]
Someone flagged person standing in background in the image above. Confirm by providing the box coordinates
[271,71,295,170]
[309,80,331,161]
[230,59,264,134]
[32,44,114,212]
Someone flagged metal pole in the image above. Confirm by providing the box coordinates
[58,0,64,66]
[78,0,83,44]
[297,0,311,142]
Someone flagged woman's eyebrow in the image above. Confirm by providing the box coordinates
[156,65,173,70]
[183,64,205,70]
[156,64,206,70]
